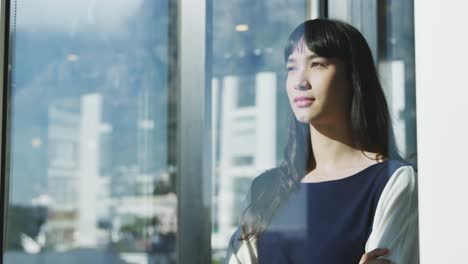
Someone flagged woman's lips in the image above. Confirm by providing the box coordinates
[294,96,315,107]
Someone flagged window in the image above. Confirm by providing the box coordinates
[210,0,308,262]
[1,1,419,264]
[328,0,417,164]
[236,75,256,108]
[3,1,176,263]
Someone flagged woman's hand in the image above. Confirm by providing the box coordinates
[359,248,394,264]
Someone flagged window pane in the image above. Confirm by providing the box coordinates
[377,0,417,162]
[4,1,177,263]
[328,0,417,163]
[210,1,308,262]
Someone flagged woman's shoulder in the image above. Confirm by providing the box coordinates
[372,159,417,204]
[384,159,417,188]
[380,159,417,181]
[384,158,416,170]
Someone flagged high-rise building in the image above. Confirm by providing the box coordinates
[45,93,110,249]
[212,72,277,249]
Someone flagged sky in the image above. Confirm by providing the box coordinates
[15,0,143,34]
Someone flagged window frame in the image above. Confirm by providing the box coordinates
[0,0,10,255]
[177,0,212,263]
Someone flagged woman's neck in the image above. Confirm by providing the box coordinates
[309,122,378,172]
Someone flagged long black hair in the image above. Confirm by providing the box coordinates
[239,19,406,240]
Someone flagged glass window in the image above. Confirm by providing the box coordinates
[236,75,256,108]
[329,0,417,164]
[377,0,417,164]
[1,0,418,263]
[4,1,176,263]
[210,0,308,262]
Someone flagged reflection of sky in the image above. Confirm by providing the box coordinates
[9,0,169,205]
[16,0,143,34]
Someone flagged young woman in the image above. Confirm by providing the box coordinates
[225,19,419,264]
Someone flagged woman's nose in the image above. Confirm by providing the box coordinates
[294,78,311,90]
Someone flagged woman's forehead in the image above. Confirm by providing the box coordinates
[294,36,310,53]
[287,48,318,62]
[287,37,317,60]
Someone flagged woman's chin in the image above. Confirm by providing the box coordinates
[295,114,313,124]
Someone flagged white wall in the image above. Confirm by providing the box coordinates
[415,1,468,262]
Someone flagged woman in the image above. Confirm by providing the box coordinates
[225,19,419,264]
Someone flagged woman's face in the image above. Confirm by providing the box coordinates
[286,43,350,125]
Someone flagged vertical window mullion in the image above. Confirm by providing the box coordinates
[177,0,211,263]
[0,0,10,255]
[307,0,328,19]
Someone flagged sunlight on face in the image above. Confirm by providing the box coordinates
[285,42,350,126]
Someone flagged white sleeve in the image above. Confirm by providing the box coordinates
[224,225,258,264]
[365,165,419,264]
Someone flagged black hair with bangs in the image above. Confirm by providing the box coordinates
[284,19,351,63]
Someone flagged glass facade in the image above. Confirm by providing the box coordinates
[4,1,176,263]
[0,0,418,263]
[329,0,417,165]
[210,1,307,262]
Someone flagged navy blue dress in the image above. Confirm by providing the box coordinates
[256,159,408,264]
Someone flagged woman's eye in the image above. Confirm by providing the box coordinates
[286,66,295,72]
[311,62,322,68]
